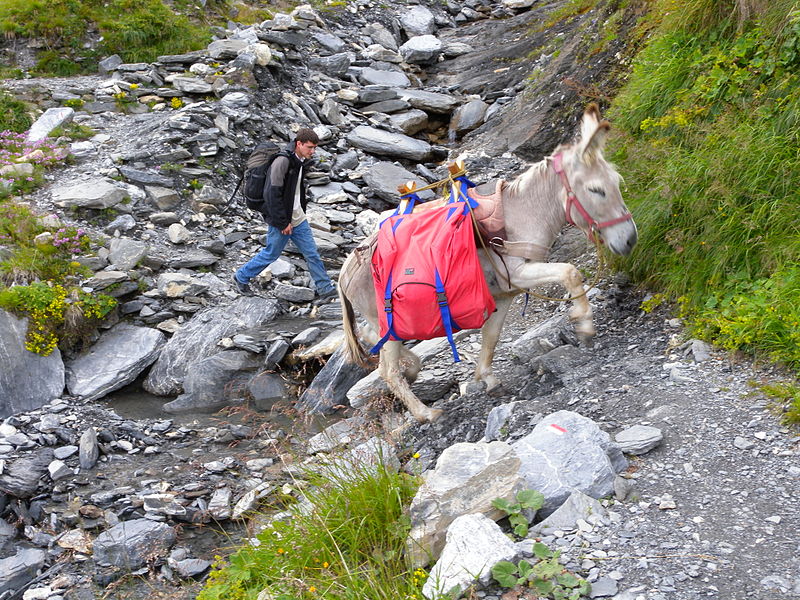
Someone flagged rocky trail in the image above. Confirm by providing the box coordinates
[0,0,798,599]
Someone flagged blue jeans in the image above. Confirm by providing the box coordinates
[235,220,334,293]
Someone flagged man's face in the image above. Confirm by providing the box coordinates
[296,140,317,160]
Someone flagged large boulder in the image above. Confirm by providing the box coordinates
[347,126,432,161]
[0,310,64,418]
[162,350,263,414]
[422,514,517,600]
[143,296,279,396]
[512,410,627,516]
[66,323,165,401]
[407,440,524,567]
[93,518,176,569]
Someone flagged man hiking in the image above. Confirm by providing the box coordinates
[232,128,336,300]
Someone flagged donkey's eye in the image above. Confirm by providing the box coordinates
[589,187,606,197]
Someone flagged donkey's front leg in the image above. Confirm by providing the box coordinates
[475,295,513,390]
[380,341,442,423]
[511,261,595,343]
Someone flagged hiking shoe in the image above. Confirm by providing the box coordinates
[231,274,253,296]
[316,287,338,301]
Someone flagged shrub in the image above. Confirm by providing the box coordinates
[0,92,32,134]
[0,282,116,355]
[0,131,67,199]
[199,456,423,600]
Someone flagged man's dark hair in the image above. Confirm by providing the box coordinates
[295,128,319,144]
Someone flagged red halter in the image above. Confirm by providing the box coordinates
[552,152,633,243]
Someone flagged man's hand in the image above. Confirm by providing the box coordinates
[281,224,293,235]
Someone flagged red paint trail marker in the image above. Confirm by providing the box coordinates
[548,424,567,435]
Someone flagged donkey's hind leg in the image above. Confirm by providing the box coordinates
[380,341,442,423]
[475,295,513,390]
[399,344,421,383]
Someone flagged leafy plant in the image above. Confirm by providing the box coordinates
[492,489,544,537]
[492,543,590,600]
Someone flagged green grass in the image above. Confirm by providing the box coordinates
[98,0,211,64]
[0,91,33,133]
[541,0,598,30]
[198,456,425,600]
[757,381,800,425]
[608,1,800,383]
[0,0,214,74]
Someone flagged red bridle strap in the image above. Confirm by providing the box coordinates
[551,152,632,242]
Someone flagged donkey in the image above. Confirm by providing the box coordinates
[338,104,638,423]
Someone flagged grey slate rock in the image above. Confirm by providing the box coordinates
[93,518,176,569]
[79,428,100,470]
[297,346,371,415]
[529,490,607,537]
[264,339,291,369]
[117,166,175,187]
[615,424,663,455]
[162,350,262,414]
[308,53,351,78]
[247,372,286,410]
[144,296,279,396]
[26,107,74,143]
[0,310,65,419]
[0,449,53,498]
[358,67,411,88]
[0,547,47,596]
[362,161,435,203]
[512,410,627,516]
[66,323,165,401]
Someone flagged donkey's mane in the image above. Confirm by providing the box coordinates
[503,152,564,245]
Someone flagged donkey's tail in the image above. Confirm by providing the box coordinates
[339,269,371,369]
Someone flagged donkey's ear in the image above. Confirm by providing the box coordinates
[579,104,610,164]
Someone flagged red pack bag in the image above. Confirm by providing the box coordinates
[370,194,496,362]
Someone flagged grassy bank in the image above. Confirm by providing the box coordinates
[0,128,117,355]
[607,1,800,414]
[0,0,221,75]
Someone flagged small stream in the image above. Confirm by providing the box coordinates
[105,313,344,436]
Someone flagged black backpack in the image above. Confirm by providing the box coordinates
[223,141,283,213]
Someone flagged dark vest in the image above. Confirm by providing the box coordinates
[261,142,312,229]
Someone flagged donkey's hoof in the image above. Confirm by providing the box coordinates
[577,334,595,349]
[414,408,443,423]
[427,408,444,422]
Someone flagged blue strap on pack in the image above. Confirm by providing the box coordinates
[434,269,461,362]
[370,273,405,354]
